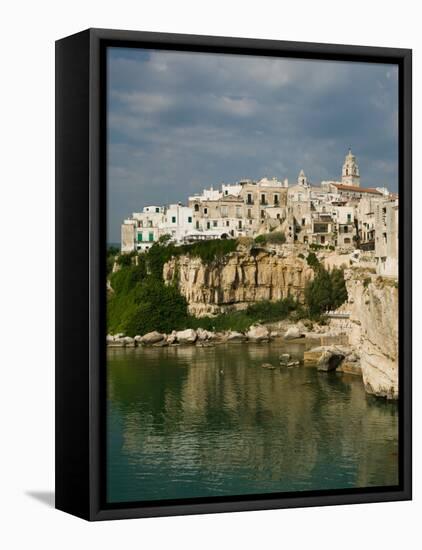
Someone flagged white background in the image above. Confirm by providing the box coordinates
[0,1,419,548]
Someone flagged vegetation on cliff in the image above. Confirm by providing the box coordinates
[107,240,348,335]
[254,231,286,245]
[304,252,348,319]
[108,239,304,336]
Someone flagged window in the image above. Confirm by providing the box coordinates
[207,222,210,229]
[221,206,228,217]
[247,193,253,205]
[238,220,242,229]
[344,238,351,244]
[320,236,325,244]
[196,221,199,229]
[204,208,208,215]
[171,216,176,223]
[224,190,228,195]
[188,216,192,223]
[194,204,199,212]
[247,208,252,218]
[276,213,280,219]
[226,220,230,227]
[347,213,352,223]
[274,194,279,205]
[148,232,154,242]
[137,233,143,242]
[261,210,265,218]
[249,219,252,225]
[302,218,306,226]
[148,220,152,228]
[261,194,266,205]
[155,207,159,213]
[213,220,217,227]
[236,206,242,218]
[344,226,348,233]
[138,221,143,227]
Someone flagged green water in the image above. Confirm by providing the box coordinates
[107,341,399,503]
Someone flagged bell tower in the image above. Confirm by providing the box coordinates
[297,169,309,187]
[341,148,360,187]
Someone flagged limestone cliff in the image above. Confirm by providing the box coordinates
[163,246,314,317]
[345,269,398,399]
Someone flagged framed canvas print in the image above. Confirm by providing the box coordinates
[55,28,412,521]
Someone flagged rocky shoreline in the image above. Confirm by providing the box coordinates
[107,319,345,349]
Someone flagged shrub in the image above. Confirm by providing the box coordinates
[254,232,286,245]
[116,251,136,267]
[306,252,320,271]
[254,234,267,245]
[122,278,189,336]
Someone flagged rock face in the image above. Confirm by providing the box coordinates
[163,248,314,317]
[345,270,398,399]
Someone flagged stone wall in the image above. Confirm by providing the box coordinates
[163,247,314,317]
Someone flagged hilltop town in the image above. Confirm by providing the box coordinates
[121,149,398,278]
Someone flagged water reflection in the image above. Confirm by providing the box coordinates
[107,342,398,503]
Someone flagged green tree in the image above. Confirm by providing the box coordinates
[305,267,347,319]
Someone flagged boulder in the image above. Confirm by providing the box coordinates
[317,350,345,372]
[196,328,214,342]
[247,325,270,342]
[166,331,177,344]
[287,361,300,367]
[134,335,143,343]
[140,331,165,345]
[261,363,276,370]
[279,353,291,364]
[284,326,304,340]
[176,329,197,344]
[106,334,114,342]
[152,339,168,347]
[123,336,136,347]
[226,331,246,342]
[107,337,126,347]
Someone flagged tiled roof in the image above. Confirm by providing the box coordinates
[333,184,382,195]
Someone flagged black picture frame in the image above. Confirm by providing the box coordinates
[55,28,412,521]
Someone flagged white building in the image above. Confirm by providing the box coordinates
[160,204,194,243]
[121,204,194,253]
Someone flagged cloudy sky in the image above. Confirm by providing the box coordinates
[107,47,398,243]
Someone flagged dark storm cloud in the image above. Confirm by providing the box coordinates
[107,48,398,242]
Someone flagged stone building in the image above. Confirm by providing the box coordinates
[374,198,399,277]
[120,149,398,267]
[188,177,288,238]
